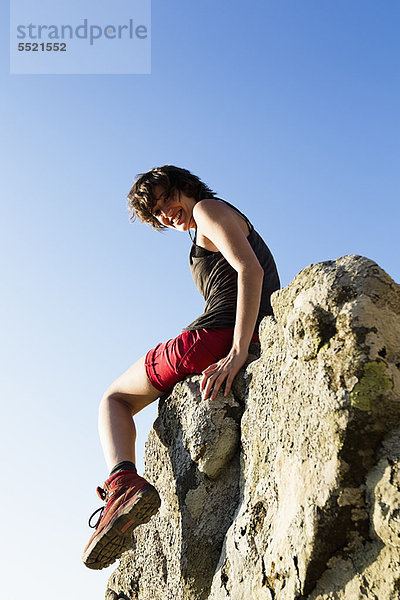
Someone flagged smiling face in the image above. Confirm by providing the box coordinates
[152,185,197,232]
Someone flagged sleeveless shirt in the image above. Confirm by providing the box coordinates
[182,199,280,332]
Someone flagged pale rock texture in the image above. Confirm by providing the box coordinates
[105,256,400,600]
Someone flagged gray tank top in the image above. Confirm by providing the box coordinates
[182,199,280,332]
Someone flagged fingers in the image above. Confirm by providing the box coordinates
[205,372,226,400]
[223,373,235,397]
[201,365,231,401]
[200,353,246,400]
[200,363,218,392]
[202,362,218,373]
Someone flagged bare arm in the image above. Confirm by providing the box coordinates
[192,200,264,400]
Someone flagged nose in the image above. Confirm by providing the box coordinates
[160,202,173,220]
[160,208,170,220]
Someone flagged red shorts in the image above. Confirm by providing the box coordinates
[145,328,259,393]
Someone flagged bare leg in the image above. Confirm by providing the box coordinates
[98,355,161,472]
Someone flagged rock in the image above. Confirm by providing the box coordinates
[107,377,243,600]
[105,255,400,600]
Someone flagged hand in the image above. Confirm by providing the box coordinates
[200,348,248,401]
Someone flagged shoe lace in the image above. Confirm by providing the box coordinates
[88,506,104,529]
[88,485,108,529]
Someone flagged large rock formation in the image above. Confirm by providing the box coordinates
[105,256,400,600]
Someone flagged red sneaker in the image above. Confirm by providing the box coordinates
[82,470,161,570]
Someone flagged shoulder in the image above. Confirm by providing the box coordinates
[193,198,224,214]
[193,198,234,221]
[193,198,251,243]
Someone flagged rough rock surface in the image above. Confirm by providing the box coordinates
[105,256,400,600]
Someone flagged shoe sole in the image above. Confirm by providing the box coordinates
[82,483,161,570]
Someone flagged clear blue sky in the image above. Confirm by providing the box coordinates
[1,1,399,598]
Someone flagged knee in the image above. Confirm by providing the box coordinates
[101,379,122,405]
[99,389,133,414]
[99,391,111,417]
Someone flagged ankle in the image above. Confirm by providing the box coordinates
[109,460,137,477]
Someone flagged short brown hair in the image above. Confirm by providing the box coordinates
[127,165,216,231]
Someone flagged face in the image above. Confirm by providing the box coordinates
[152,185,196,231]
